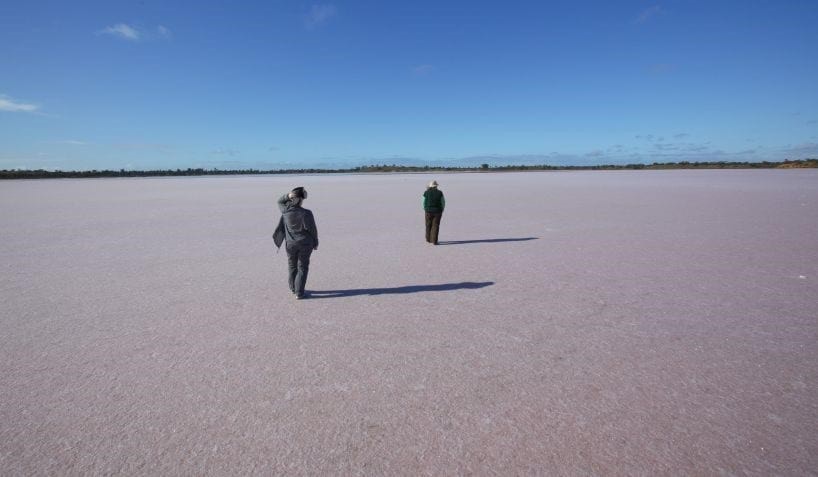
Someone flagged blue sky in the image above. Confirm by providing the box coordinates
[2,0,817,170]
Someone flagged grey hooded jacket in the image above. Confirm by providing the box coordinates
[273,194,319,250]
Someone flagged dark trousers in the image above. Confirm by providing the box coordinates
[425,212,442,244]
[286,242,313,296]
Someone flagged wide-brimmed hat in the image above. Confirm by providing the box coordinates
[428,180,438,188]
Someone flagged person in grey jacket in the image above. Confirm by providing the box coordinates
[273,187,319,299]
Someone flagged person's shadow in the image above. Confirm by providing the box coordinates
[308,281,494,299]
[436,237,538,245]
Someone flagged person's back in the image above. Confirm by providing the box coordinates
[282,206,317,247]
[422,180,445,244]
[423,187,445,213]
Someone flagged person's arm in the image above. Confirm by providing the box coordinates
[422,193,427,210]
[440,194,445,212]
[309,211,319,250]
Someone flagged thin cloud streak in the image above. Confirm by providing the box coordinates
[212,148,240,157]
[0,95,39,113]
[100,23,140,41]
[98,24,172,41]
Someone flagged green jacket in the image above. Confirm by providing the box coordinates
[422,187,445,213]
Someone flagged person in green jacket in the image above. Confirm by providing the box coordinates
[422,180,445,245]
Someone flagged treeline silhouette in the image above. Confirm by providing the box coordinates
[2,159,816,179]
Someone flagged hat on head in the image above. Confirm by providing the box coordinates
[428,180,438,188]
[291,186,307,199]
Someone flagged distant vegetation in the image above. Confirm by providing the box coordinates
[2,159,816,179]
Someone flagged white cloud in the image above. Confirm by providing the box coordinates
[100,23,141,41]
[305,4,338,29]
[0,95,39,113]
[99,24,172,41]
[212,148,239,157]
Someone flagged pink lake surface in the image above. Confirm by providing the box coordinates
[1,170,817,474]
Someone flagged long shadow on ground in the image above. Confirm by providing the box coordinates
[308,281,494,299]
[437,237,538,245]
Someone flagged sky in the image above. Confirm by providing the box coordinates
[2,0,817,170]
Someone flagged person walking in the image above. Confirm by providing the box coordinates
[423,180,445,245]
[273,187,319,299]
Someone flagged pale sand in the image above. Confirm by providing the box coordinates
[1,170,817,474]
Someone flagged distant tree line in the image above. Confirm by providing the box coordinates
[2,159,816,179]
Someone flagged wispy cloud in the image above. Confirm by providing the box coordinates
[0,94,40,113]
[636,134,665,142]
[653,143,679,151]
[157,25,172,39]
[782,142,818,158]
[98,24,172,41]
[212,148,240,157]
[635,5,664,24]
[100,23,141,41]
[60,140,88,145]
[686,145,709,153]
[305,4,338,29]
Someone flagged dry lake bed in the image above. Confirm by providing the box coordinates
[1,170,817,474]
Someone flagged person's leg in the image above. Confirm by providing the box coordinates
[425,212,433,243]
[286,244,298,293]
[431,213,442,244]
[295,246,313,297]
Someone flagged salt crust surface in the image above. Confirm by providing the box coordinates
[1,170,817,475]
